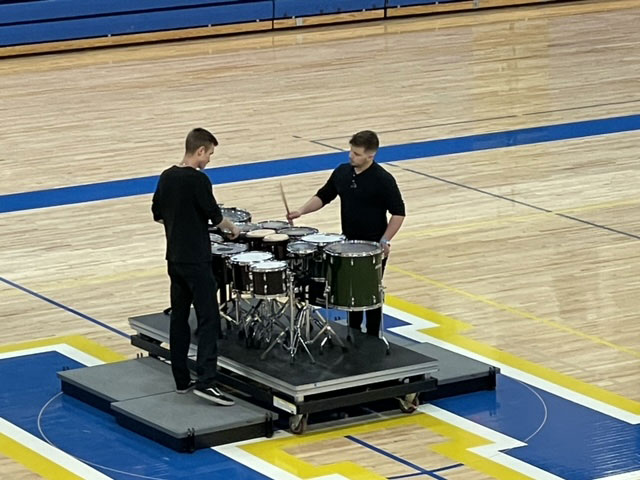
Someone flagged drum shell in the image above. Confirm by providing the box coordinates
[300,233,344,281]
[246,229,276,251]
[263,235,290,260]
[309,252,327,281]
[326,247,383,310]
[251,262,288,297]
[286,241,316,276]
[229,251,273,292]
[211,243,247,287]
[231,262,253,292]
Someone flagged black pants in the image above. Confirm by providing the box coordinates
[348,257,387,336]
[167,261,220,389]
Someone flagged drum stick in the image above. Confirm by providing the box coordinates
[280,182,294,225]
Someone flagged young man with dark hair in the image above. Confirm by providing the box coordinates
[152,127,240,406]
[287,130,405,336]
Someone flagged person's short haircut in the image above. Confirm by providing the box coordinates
[185,128,219,154]
[349,130,379,153]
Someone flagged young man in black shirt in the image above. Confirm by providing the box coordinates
[287,130,405,337]
[152,128,240,406]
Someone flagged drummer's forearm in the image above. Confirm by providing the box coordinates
[381,215,405,242]
[298,196,324,216]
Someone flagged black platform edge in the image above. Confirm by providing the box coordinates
[60,378,113,414]
[114,411,275,453]
[422,367,499,401]
[131,334,437,415]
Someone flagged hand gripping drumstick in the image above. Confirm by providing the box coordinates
[280,182,294,225]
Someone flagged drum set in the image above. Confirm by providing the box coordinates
[209,206,386,363]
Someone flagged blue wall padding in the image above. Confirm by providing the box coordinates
[274,0,383,18]
[0,0,474,48]
[0,0,258,25]
[0,2,273,46]
[386,0,457,7]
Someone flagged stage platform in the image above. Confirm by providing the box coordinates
[58,306,496,451]
[130,310,440,430]
[58,357,275,452]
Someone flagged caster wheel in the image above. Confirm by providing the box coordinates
[399,393,419,414]
[289,414,308,434]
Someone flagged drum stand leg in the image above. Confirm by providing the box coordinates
[305,308,347,353]
[379,287,390,355]
[249,296,289,347]
[261,274,315,364]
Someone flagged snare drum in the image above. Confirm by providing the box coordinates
[220,206,251,224]
[300,233,345,281]
[229,251,274,292]
[245,229,276,251]
[251,260,288,297]
[257,220,290,231]
[211,243,248,287]
[263,233,290,260]
[276,226,319,240]
[324,241,383,311]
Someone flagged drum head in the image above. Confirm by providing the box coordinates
[325,240,382,257]
[301,233,345,246]
[236,222,259,234]
[209,233,224,244]
[276,226,319,238]
[212,242,248,256]
[258,220,290,230]
[221,207,251,223]
[263,233,289,243]
[230,251,273,264]
[287,241,316,255]
[251,260,288,272]
[245,228,276,239]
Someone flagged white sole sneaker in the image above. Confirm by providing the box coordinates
[194,387,235,406]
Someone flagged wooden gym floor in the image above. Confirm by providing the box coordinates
[1,0,639,478]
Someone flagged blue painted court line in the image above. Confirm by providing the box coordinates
[0,276,129,339]
[345,435,449,480]
[1,114,639,214]
[433,376,640,480]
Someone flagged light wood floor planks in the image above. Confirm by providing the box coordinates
[1,0,640,477]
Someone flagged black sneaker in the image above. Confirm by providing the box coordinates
[194,386,235,406]
[176,380,196,394]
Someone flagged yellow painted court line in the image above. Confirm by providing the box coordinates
[0,433,85,480]
[0,335,126,363]
[0,335,125,479]
[243,292,640,479]
[386,295,640,414]
[242,412,533,480]
[388,265,640,360]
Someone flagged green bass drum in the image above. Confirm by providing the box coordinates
[324,241,383,311]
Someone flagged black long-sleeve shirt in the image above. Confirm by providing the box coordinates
[152,166,223,263]
[316,162,405,241]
